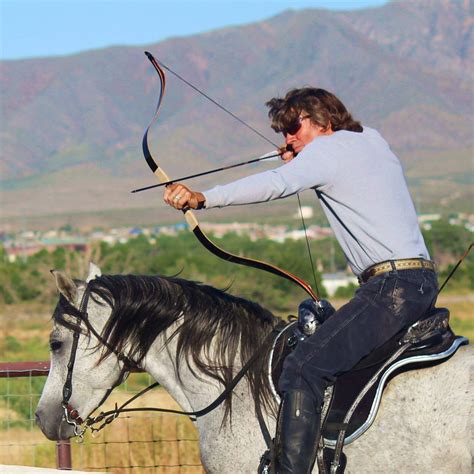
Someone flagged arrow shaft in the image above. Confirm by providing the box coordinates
[132,151,281,193]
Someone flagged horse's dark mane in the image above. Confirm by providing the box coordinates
[54,274,282,419]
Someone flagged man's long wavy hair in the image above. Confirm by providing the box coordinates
[266,87,363,134]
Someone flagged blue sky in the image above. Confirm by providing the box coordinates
[1,0,388,60]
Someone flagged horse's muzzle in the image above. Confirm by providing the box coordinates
[35,407,76,441]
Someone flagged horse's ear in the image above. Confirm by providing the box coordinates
[86,262,102,283]
[50,270,78,305]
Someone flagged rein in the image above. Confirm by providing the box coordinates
[60,282,286,438]
[86,322,284,432]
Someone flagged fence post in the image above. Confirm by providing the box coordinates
[56,440,72,469]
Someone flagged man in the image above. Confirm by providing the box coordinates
[163,88,438,473]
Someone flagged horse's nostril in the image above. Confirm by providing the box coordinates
[35,410,41,426]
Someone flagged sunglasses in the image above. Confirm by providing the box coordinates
[281,115,311,136]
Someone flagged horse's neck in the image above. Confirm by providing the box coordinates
[143,327,274,460]
[143,326,252,409]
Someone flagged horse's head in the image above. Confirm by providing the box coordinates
[36,263,126,440]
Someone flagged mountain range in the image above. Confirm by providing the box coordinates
[1,0,472,230]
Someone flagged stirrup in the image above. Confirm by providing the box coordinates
[258,448,274,474]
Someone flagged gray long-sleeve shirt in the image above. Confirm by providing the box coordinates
[203,127,429,276]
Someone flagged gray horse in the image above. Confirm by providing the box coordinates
[36,264,472,473]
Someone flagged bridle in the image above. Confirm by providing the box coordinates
[60,287,90,436]
[59,281,285,440]
[60,284,135,439]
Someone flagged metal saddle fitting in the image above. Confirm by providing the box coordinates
[288,299,336,349]
[401,307,450,346]
[257,450,272,474]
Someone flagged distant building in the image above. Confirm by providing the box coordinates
[4,244,44,262]
[418,213,441,222]
[5,238,88,262]
[322,272,358,296]
[293,206,314,219]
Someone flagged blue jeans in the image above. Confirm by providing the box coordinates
[278,268,439,405]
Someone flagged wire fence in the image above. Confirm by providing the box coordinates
[0,362,203,473]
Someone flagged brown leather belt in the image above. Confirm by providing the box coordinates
[359,258,436,284]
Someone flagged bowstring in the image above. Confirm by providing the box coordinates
[297,193,320,297]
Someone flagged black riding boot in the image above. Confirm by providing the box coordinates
[275,389,321,474]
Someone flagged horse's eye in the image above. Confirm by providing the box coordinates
[50,340,63,352]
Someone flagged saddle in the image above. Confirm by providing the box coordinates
[267,306,468,473]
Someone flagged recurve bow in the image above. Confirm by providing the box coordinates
[141,51,319,302]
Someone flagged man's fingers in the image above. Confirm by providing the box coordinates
[281,150,295,163]
[174,190,191,209]
[163,183,195,209]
